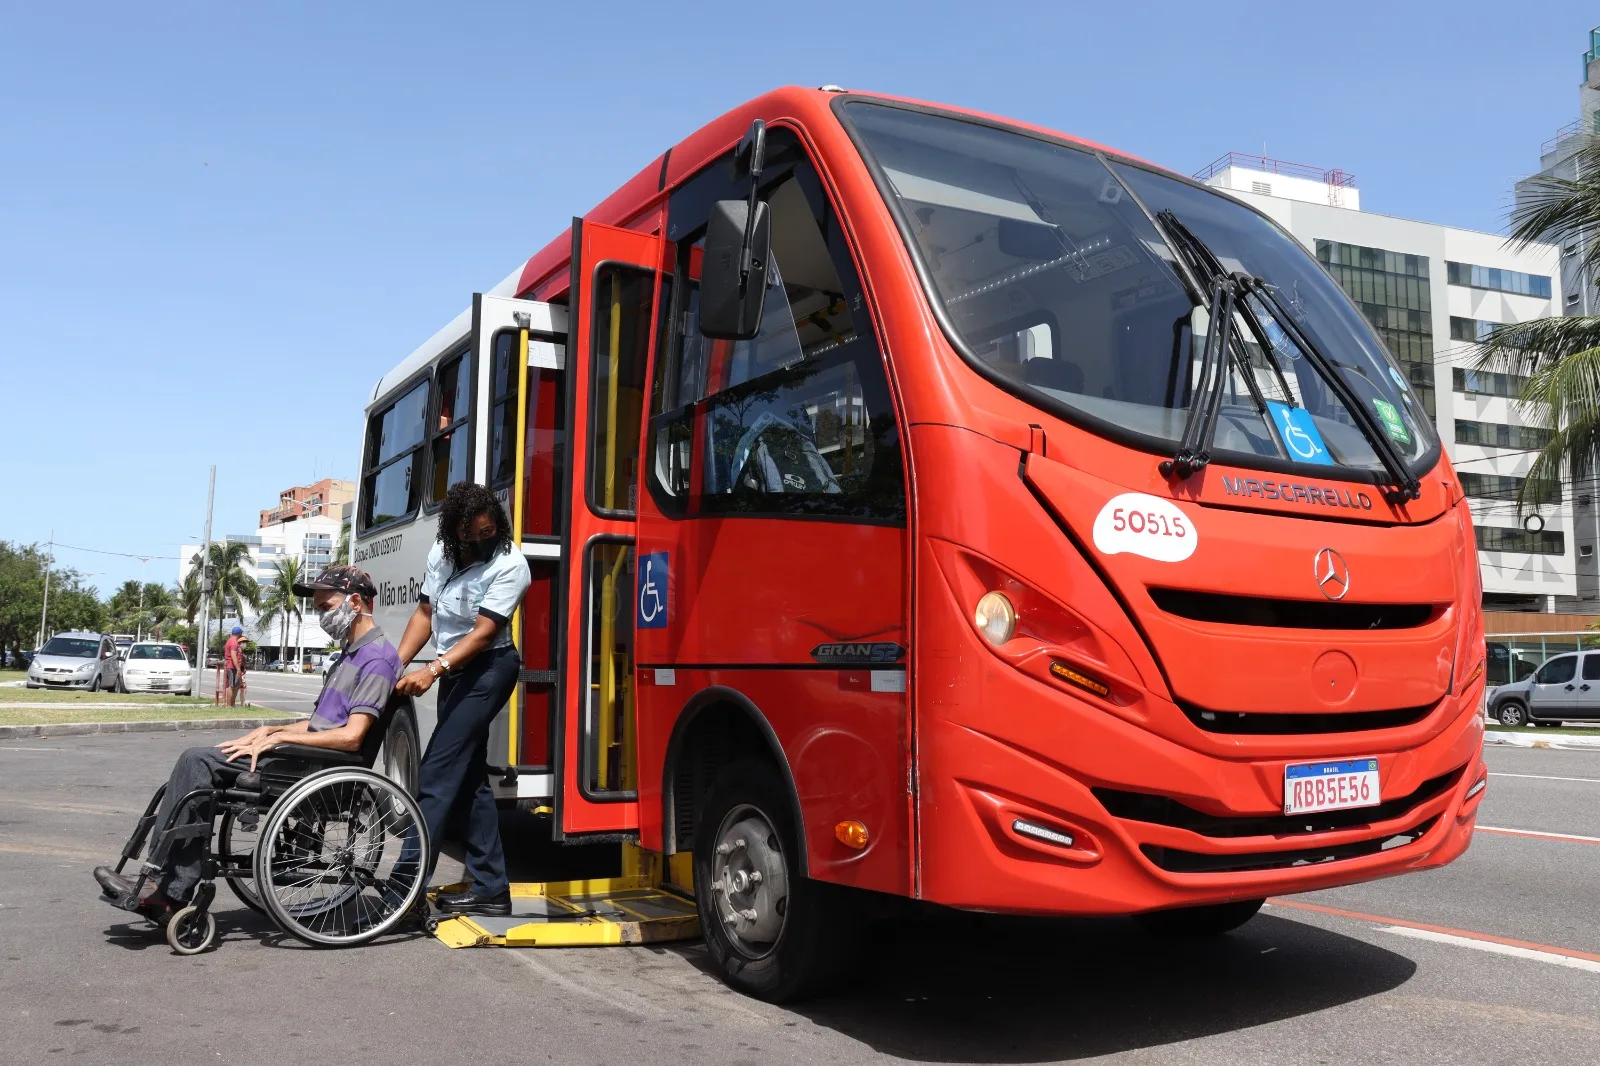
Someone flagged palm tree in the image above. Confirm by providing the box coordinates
[141,583,177,639]
[176,571,203,625]
[255,557,305,667]
[1472,135,1600,513]
[190,542,260,651]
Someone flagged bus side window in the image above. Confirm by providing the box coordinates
[360,378,429,530]
[650,152,904,523]
[429,351,471,503]
[490,331,524,486]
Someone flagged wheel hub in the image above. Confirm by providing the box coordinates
[710,809,788,954]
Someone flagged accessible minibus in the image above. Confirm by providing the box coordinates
[354,86,1487,1000]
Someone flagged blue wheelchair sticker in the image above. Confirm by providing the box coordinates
[637,551,668,630]
[1266,401,1334,466]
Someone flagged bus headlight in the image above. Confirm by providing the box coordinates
[974,592,1017,646]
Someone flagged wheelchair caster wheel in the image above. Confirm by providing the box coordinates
[424,916,441,936]
[166,905,216,955]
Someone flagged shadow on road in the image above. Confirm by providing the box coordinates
[688,907,1415,1063]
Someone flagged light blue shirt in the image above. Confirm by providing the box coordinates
[421,540,530,656]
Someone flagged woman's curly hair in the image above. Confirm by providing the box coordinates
[437,481,513,571]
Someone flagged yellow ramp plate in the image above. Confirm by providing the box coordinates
[426,882,699,948]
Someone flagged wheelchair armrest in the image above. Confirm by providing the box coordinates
[272,743,363,765]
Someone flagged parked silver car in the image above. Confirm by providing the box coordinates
[25,632,120,691]
[1485,649,1600,726]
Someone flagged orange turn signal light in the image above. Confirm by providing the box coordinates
[1049,660,1110,698]
[834,820,869,850]
[1461,658,1485,691]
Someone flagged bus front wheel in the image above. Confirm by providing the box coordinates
[693,759,856,1003]
[1136,898,1265,936]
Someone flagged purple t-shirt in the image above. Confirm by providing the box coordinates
[308,626,401,731]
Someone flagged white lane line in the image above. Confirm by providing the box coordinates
[1381,926,1600,974]
[1490,772,1600,784]
[1477,825,1600,845]
[0,746,66,752]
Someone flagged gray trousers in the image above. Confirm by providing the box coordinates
[149,745,244,899]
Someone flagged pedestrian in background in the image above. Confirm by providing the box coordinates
[395,481,529,917]
[223,625,246,706]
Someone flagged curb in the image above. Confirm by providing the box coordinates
[0,715,302,739]
[1484,729,1600,751]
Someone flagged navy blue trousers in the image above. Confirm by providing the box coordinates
[416,644,519,896]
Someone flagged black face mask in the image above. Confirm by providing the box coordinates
[465,538,497,564]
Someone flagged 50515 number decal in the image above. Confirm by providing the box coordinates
[1092,492,1197,563]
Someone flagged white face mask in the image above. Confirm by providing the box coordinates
[318,598,360,643]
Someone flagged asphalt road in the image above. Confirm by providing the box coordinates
[231,670,324,716]
[2,733,1597,1066]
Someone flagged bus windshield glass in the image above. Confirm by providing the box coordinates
[842,103,1435,474]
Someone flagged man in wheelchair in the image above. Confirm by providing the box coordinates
[91,566,427,952]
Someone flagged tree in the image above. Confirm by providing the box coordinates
[1473,136,1600,512]
[190,542,259,650]
[337,515,352,565]
[176,571,203,624]
[0,541,102,657]
[255,556,305,666]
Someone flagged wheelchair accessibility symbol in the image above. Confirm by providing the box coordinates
[1266,401,1334,467]
[637,551,668,629]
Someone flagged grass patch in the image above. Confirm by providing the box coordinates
[0,670,28,683]
[0,687,213,706]
[1486,724,1600,738]
[0,705,294,726]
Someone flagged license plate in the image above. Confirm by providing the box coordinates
[149,681,169,689]
[1284,758,1380,815]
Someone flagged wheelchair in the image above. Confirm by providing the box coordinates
[97,696,429,954]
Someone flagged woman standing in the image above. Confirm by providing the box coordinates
[395,481,529,916]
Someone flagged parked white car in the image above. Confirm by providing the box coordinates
[117,642,196,695]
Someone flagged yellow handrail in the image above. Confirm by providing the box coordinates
[508,327,530,766]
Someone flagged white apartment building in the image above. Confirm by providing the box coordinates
[1199,154,1565,610]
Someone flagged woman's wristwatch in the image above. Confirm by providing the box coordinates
[428,656,452,678]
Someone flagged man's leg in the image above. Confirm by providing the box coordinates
[147,745,238,901]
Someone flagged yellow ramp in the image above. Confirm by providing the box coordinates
[426,873,699,949]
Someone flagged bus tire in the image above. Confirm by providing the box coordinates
[693,758,855,1003]
[1136,898,1264,936]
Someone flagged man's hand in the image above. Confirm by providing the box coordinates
[395,666,436,698]
[217,732,284,771]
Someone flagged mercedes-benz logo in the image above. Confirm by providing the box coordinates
[1314,548,1350,601]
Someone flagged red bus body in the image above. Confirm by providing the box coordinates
[490,87,1485,917]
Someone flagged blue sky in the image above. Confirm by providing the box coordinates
[2,1,1595,593]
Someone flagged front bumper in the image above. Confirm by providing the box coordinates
[917,667,1486,917]
[121,676,192,693]
[27,675,97,689]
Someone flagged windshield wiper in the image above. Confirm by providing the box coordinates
[1160,272,1237,479]
[1152,209,1420,502]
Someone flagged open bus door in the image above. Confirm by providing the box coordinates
[552,219,664,839]
[469,292,568,800]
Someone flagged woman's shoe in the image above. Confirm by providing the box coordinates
[435,889,512,916]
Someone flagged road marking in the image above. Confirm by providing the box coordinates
[1476,825,1600,845]
[1381,927,1600,974]
[0,746,65,752]
[1268,898,1600,967]
[1490,772,1600,784]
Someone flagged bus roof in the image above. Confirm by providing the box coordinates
[369,86,1153,408]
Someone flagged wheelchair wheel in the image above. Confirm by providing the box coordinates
[166,904,216,955]
[217,808,265,915]
[252,767,428,947]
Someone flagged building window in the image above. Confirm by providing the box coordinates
[1314,240,1435,419]
[1476,525,1565,555]
[1448,316,1499,342]
[1460,471,1561,504]
[1568,292,1582,306]
[1583,545,1595,558]
[1251,181,1272,195]
[1454,419,1553,450]
[1453,366,1529,399]
[1445,261,1553,299]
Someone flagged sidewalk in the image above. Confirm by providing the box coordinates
[1483,728,1600,751]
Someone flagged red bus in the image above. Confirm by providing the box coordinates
[355,86,1487,1000]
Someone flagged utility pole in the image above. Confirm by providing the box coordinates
[36,530,53,649]
[133,556,153,642]
[194,467,216,670]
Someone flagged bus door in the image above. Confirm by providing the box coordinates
[553,219,663,838]
[470,293,569,800]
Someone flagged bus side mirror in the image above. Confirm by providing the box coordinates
[699,198,771,340]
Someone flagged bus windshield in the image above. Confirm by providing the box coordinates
[842,102,1436,476]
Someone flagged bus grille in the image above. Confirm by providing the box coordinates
[1148,587,1437,630]
[1179,699,1436,735]
[1139,816,1437,874]
[1093,765,1462,839]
